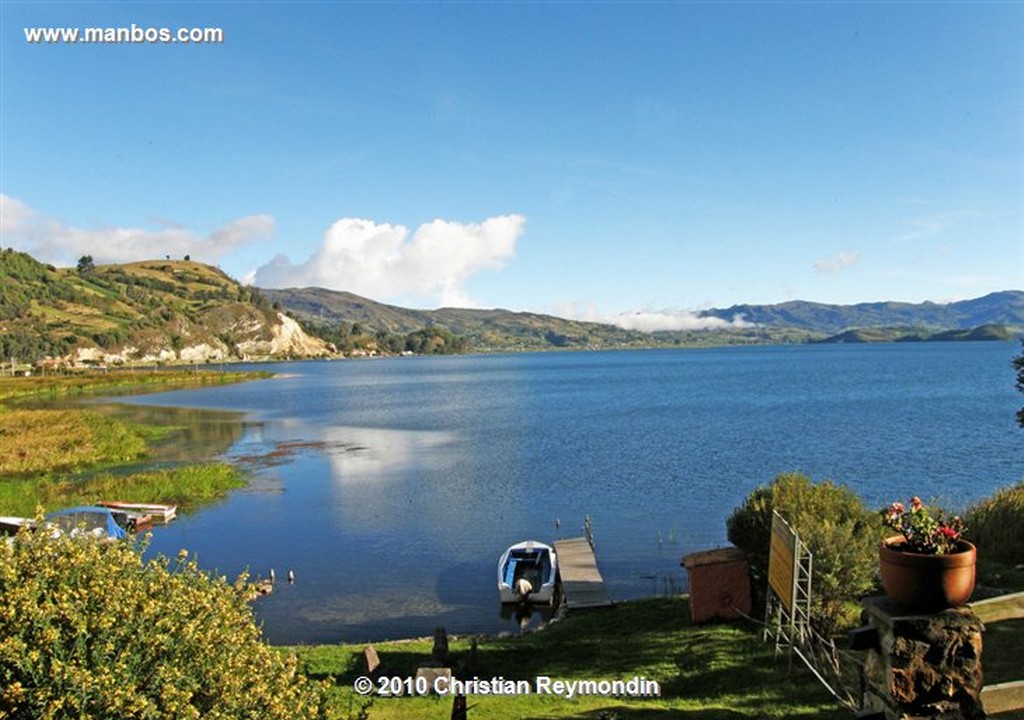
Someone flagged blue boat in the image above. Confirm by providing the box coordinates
[45,506,128,540]
[498,540,558,604]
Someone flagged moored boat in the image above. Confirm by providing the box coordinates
[0,516,35,536]
[97,501,176,523]
[498,540,558,604]
[45,506,128,540]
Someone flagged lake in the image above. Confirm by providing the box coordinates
[108,342,1023,644]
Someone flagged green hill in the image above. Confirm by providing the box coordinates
[0,249,329,365]
[703,292,1024,333]
[815,324,1015,344]
[262,287,781,351]
[4,248,1018,362]
[264,286,1021,352]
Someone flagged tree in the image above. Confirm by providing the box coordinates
[76,255,95,274]
[1014,340,1024,427]
[727,472,885,634]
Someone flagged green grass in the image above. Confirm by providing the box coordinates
[981,617,1024,686]
[0,409,150,476]
[0,369,271,404]
[289,597,846,720]
[966,481,1024,565]
[0,463,245,517]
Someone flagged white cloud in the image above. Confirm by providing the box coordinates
[606,310,752,332]
[813,250,860,275]
[0,194,273,266]
[553,300,752,333]
[251,214,525,308]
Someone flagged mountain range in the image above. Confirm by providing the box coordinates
[703,292,1024,334]
[1,248,1020,363]
[264,287,1024,351]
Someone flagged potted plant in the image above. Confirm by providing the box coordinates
[878,497,976,611]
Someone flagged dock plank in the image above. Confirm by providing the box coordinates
[554,537,612,609]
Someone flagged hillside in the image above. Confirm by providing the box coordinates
[265,286,1022,351]
[0,249,330,366]
[702,292,1024,334]
[262,287,645,350]
[4,249,1018,362]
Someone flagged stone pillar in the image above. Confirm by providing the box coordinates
[859,596,985,720]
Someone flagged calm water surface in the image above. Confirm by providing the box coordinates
[110,343,1022,643]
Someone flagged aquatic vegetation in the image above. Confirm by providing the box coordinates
[0,409,149,477]
[0,463,245,518]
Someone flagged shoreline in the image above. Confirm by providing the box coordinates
[0,369,270,517]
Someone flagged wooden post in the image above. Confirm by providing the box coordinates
[432,627,449,665]
[363,645,380,677]
[450,694,467,720]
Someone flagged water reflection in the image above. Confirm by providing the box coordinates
[87,402,248,464]
[499,602,555,633]
[319,425,458,481]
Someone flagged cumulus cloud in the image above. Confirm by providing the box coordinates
[554,300,752,333]
[606,310,752,332]
[0,194,273,266]
[813,249,860,275]
[251,214,525,308]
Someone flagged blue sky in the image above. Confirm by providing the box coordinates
[2,2,1021,329]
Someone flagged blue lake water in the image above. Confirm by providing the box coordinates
[111,342,1023,644]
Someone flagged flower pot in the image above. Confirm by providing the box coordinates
[878,537,976,612]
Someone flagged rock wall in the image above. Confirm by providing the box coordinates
[859,596,985,720]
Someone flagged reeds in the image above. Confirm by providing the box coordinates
[0,463,244,517]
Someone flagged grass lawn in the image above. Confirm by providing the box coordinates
[291,597,848,720]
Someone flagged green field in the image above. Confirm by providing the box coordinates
[291,597,847,720]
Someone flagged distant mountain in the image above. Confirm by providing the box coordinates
[700,292,1024,334]
[5,246,1016,363]
[0,250,330,365]
[814,324,1015,344]
[266,286,1023,352]
[262,287,662,351]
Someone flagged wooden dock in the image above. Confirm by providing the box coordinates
[554,537,613,609]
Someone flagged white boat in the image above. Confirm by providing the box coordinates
[0,516,35,536]
[97,501,176,523]
[498,541,558,604]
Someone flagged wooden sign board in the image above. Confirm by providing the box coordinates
[768,511,797,612]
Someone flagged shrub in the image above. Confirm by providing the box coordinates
[726,472,884,634]
[964,481,1024,564]
[0,528,328,719]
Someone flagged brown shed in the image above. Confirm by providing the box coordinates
[681,546,752,624]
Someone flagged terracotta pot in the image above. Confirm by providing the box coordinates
[878,537,976,612]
